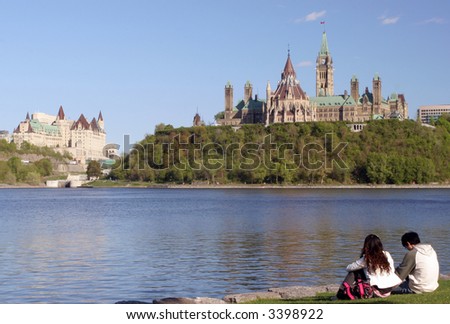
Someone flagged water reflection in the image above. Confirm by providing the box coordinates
[0,188,448,303]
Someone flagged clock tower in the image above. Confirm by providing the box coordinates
[316,31,334,97]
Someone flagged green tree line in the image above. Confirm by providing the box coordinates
[0,156,53,185]
[0,140,72,160]
[0,140,68,185]
[107,117,450,185]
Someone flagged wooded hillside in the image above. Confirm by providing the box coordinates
[109,117,450,185]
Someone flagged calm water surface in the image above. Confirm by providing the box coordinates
[0,188,449,303]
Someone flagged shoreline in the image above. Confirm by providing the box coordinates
[1,183,450,189]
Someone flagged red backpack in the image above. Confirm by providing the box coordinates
[337,269,374,300]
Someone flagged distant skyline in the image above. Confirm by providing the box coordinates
[1,0,449,147]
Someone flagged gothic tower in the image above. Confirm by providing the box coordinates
[350,75,359,102]
[224,82,234,120]
[316,31,334,97]
[244,80,253,103]
[372,74,382,105]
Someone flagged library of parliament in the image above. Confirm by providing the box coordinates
[217,32,408,126]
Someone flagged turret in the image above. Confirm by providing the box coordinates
[98,111,104,129]
[266,81,272,110]
[224,82,234,119]
[351,75,359,102]
[372,73,382,107]
[244,81,253,103]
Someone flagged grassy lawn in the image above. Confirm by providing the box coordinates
[252,280,450,304]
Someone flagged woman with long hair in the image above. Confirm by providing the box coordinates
[343,234,402,298]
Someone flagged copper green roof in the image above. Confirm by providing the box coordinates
[29,120,61,136]
[236,98,265,111]
[320,31,330,56]
[311,94,356,107]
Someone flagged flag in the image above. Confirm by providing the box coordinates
[320,21,326,24]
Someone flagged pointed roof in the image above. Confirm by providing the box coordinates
[98,111,103,121]
[71,114,90,130]
[193,113,202,126]
[57,105,65,120]
[25,112,30,120]
[320,31,330,56]
[90,117,99,131]
[282,52,297,79]
[273,52,306,100]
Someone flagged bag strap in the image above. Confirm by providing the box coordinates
[342,282,355,300]
[356,279,365,298]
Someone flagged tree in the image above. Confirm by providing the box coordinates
[86,160,102,179]
[366,153,390,184]
[214,111,225,121]
[35,158,53,177]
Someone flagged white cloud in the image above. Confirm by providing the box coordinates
[297,61,313,68]
[295,10,326,23]
[379,15,400,25]
[420,17,446,25]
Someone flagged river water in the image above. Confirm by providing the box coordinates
[0,187,448,303]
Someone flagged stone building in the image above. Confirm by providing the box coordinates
[12,106,106,163]
[217,32,408,126]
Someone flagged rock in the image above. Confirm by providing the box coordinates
[223,291,281,304]
[153,297,226,304]
[115,300,151,304]
[439,273,450,280]
[192,297,227,304]
[268,285,339,299]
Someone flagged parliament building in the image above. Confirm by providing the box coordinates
[217,32,408,126]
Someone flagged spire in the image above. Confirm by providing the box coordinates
[25,112,30,121]
[320,31,330,56]
[282,52,296,79]
[273,50,306,100]
[57,105,65,120]
[98,110,103,121]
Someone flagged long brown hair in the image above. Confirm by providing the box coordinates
[360,234,391,273]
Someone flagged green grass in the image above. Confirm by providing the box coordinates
[251,280,450,304]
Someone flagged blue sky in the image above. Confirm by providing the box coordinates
[0,0,449,147]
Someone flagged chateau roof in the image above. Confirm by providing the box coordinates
[90,117,99,131]
[57,105,65,120]
[71,114,91,130]
[98,111,103,121]
[29,119,61,136]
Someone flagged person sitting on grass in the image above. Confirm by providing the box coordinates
[392,231,439,294]
[345,234,402,298]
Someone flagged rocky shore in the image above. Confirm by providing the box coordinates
[117,274,450,304]
[116,284,340,304]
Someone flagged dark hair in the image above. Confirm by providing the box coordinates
[401,232,421,247]
[361,234,391,274]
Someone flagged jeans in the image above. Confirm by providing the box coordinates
[391,279,415,294]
